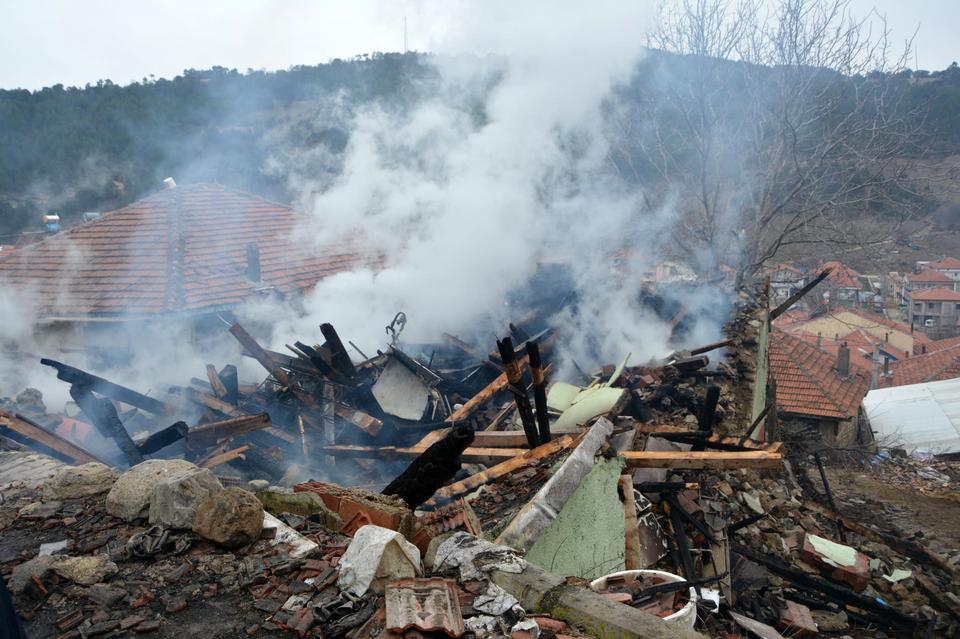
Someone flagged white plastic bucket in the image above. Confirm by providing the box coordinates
[589,569,698,629]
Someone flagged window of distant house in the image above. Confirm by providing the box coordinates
[914,303,922,311]
[928,302,937,309]
[955,303,960,311]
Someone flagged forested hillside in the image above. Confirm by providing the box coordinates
[1,51,959,243]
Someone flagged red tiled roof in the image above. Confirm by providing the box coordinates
[927,334,960,352]
[880,343,960,387]
[0,183,376,319]
[906,270,954,284]
[770,329,870,420]
[907,287,960,302]
[926,257,960,270]
[820,261,862,289]
[791,329,904,373]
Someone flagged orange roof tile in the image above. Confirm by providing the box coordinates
[906,270,954,284]
[0,183,377,319]
[926,257,960,270]
[770,329,870,420]
[907,287,960,302]
[880,343,960,387]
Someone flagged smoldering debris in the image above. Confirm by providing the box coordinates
[1,278,957,639]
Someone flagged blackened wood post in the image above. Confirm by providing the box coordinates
[218,365,239,405]
[814,451,846,542]
[320,323,357,381]
[69,384,144,466]
[136,421,188,454]
[526,341,551,443]
[382,423,475,509]
[497,337,540,449]
[693,384,720,452]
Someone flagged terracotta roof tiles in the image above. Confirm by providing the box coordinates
[908,287,960,302]
[770,329,870,420]
[0,183,376,319]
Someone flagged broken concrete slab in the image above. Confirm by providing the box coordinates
[257,490,343,530]
[51,555,118,586]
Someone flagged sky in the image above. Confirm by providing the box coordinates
[0,0,956,91]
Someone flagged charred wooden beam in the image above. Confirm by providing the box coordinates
[291,342,345,382]
[0,409,104,465]
[70,384,144,465]
[814,451,845,542]
[526,341,551,444]
[333,404,382,437]
[731,542,917,629]
[498,337,539,448]
[188,412,271,447]
[430,432,583,503]
[769,267,833,320]
[645,431,774,452]
[670,355,709,375]
[135,421,188,455]
[693,384,720,452]
[229,322,319,409]
[199,445,251,469]
[802,499,956,576]
[689,339,734,356]
[320,323,357,381]
[40,358,172,416]
[382,423,475,509]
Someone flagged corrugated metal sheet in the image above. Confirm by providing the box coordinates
[862,378,960,454]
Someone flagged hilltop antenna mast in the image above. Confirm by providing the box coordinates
[403,16,408,53]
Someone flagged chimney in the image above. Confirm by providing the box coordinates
[885,332,889,343]
[922,344,927,354]
[246,243,261,282]
[836,342,851,377]
[816,331,822,348]
[162,177,177,189]
[883,356,890,377]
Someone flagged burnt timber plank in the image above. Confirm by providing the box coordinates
[0,409,104,465]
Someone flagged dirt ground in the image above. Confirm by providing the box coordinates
[824,464,960,552]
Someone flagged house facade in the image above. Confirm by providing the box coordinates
[907,287,960,338]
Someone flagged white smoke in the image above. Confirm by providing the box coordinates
[246,1,729,371]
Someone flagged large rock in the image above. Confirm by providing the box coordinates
[149,467,223,529]
[47,462,119,499]
[256,491,342,530]
[8,555,55,593]
[106,459,198,521]
[18,500,63,518]
[193,487,264,549]
[51,555,118,585]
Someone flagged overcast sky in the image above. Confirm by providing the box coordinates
[0,0,955,91]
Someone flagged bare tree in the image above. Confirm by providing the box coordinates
[611,0,929,285]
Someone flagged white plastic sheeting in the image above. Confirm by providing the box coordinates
[337,525,422,595]
[862,378,960,454]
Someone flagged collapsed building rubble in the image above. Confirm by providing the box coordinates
[1,278,958,638]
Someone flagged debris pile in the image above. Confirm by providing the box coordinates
[1,281,958,638]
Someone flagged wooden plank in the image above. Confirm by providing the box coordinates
[199,445,250,469]
[411,355,531,453]
[916,573,960,621]
[0,409,104,465]
[621,450,783,470]
[188,413,271,446]
[176,386,245,417]
[312,443,531,463]
[333,404,382,437]
[206,364,229,398]
[472,428,583,448]
[430,433,583,502]
[230,322,319,408]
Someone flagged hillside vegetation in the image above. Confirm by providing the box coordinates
[1,51,959,243]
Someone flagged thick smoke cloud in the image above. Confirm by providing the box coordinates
[248,0,726,370]
[1,1,730,424]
